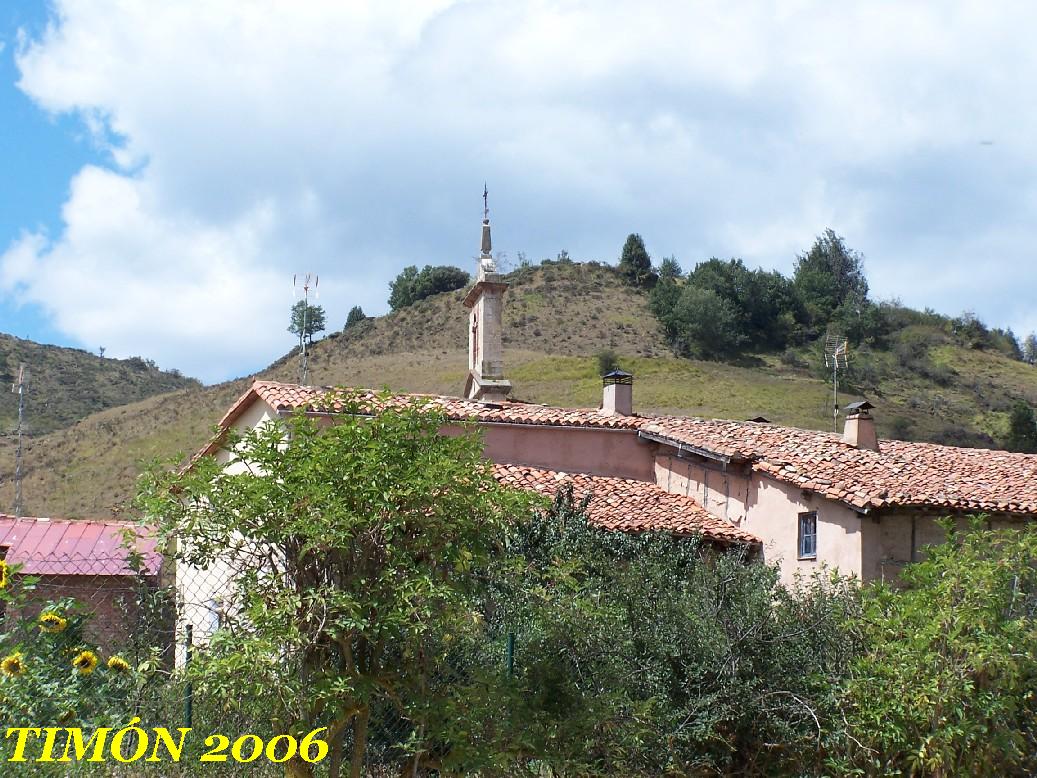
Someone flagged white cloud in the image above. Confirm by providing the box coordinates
[6,0,1037,381]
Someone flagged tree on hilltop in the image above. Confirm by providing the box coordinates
[289,300,326,345]
[618,234,657,288]
[793,229,868,326]
[389,265,470,310]
[1023,332,1037,365]
[344,305,367,330]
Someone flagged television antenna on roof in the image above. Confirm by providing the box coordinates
[824,333,849,432]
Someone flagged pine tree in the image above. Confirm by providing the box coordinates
[344,306,367,330]
[618,234,657,288]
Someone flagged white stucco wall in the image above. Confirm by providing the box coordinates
[175,399,277,661]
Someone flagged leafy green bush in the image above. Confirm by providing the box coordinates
[835,519,1037,776]
[480,488,862,776]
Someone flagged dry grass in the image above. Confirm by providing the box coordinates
[1,261,1036,519]
[0,334,199,436]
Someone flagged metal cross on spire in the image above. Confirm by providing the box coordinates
[483,183,489,221]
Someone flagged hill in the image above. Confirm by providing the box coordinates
[2,260,1036,519]
[0,334,200,436]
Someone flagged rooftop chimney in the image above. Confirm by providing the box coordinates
[843,400,878,451]
[602,370,633,416]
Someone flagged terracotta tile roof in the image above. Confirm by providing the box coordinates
[249,381,645,428]
[199,380,643,458]
[642,417,1037,514]
[0,516,161,576]
[491,464,760,545]
[204,380,1037,517]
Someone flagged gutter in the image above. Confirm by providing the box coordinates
[637,429,734,465]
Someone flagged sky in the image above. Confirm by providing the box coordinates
[1,0,1036,384]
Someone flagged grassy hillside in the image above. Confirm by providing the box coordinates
[0,334,200,436]
[2,261,1036,519]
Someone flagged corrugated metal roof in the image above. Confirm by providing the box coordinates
[0,516,161,576]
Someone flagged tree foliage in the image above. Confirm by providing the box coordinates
[656,255,682,281]
[617,233,657,288]
[138,394,531,778]
[836,520,1037,776]
[480,487,861,776]
[288,300,327,344]
[343,305,366,330]
[388,265,470,310]
[792,228,869,326]
[663,285,747,359]
[1023,332,1037,366]
[595,349,620,377]
[687,258,800,349]
[1004,401,1037,453]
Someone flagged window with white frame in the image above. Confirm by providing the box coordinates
[798,511,817,559]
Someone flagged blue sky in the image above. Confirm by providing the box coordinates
[3,1,1037,383]
[0,2,93,345]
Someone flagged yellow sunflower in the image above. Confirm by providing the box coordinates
[1,652,25,677]
[106,656,130,673]
[38,612,68,634]
[0,559,8,590]
[72,650,99,675]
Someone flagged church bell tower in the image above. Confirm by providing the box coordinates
[462,186,512,403]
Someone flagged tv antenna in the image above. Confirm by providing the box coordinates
[12,364,27,517]
[293,273,318,385]
[824,333,849,432]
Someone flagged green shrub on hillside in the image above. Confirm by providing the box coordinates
[388,265,470,310]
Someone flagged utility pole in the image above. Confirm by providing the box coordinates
[293,273,318,385]
[12,364,27,517]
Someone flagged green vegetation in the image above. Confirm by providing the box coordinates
[1004,401,1037,453]
[643,229,1026,371]
[0,334,199,437]
[484,487,859,776]
[343,305,366,330]
[836,519,1037,775]
[139,394,532,777]
[0,594,137,729]
[792,227,869,328]
[617,233,656,288]
[388,264,470,311]
[288,300,326,345]
[595,349,620,376]
[3,259,1037,520]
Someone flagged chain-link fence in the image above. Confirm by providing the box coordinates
[0,548,515,776]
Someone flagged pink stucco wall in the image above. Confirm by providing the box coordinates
[469,423,656,482]
[653,455,751,522]
[654,454,865,585]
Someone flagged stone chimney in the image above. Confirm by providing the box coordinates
[462,187,512,403]
[843,400,878,451]
[602,370,633,416]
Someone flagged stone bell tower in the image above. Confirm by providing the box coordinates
[462,186,512,403]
